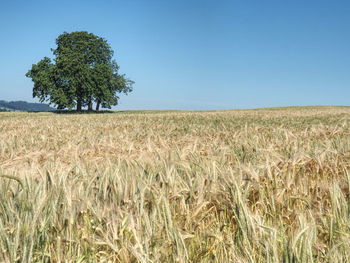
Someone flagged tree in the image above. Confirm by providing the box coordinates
[26,31,133,111]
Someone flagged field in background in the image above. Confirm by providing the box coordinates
[1,107,350,262]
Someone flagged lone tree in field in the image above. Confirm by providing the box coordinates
[26,31,134,111]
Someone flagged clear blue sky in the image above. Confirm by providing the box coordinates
[1,0,350,110]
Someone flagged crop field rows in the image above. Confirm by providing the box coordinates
[0,107,350,262]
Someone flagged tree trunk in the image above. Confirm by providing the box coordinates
[88,101,93,111]
[77,99,82,112]
[96,101,101,112]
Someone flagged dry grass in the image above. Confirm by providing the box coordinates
[1,106,350,262]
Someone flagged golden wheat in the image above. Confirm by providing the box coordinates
[0,107,350,262]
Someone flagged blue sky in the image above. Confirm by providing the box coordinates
[1,0,350,110]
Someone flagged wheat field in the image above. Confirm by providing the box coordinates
[0,107,350,262]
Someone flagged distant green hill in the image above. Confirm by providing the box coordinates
[0,106,11,112]
[0,100,55,112]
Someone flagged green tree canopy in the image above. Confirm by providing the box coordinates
[26,31,134,111]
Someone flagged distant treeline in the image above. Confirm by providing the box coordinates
[0,100,55,112]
